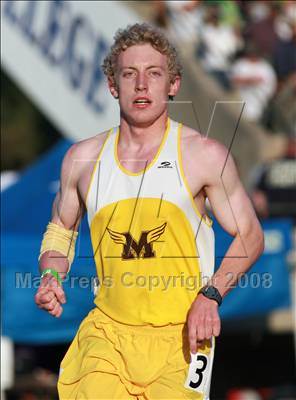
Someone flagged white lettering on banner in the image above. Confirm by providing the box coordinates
[3,0,107,112]
[267,160,296,188]
[1,0,141,140]
[264,230,284,254]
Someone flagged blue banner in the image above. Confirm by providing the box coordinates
[214,218,292,319]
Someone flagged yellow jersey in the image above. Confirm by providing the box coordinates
[86,118,215,326]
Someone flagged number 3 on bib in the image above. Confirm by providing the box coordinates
[184,343,214,396]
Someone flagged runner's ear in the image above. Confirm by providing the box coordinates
[168,75,181,98]
[108,77,119,99]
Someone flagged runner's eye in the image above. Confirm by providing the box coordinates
[150,71,161,77]
[123,71,134,78]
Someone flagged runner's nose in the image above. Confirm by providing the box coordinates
[135,73,147,92]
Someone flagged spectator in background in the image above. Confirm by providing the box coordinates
[266,22,296,137]
[154,1,204,46]
[251,139,296,220]
[273,22,296,86]
[197,4,242,90]
[217,0,243,31]
[244,1,280,60]
[230,42,276,123]
[282,0,296,25]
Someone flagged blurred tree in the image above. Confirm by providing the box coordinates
[1,70,61,171]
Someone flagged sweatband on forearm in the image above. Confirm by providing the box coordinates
[39,222,78,270]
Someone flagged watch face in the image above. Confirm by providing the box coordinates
[206,287,215,296]
[202,286,222,306]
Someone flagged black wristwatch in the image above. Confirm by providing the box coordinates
[198,285,222,306]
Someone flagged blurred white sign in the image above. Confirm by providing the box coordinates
[1,0,141,141]
[1,336,14,390]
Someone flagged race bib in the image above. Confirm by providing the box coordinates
[184,343,214,395]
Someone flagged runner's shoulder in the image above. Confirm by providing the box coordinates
[60,131,110,177]
[65,130,110,161]
[181,124,229,166]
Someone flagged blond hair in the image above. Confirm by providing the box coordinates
[102,23,182,84]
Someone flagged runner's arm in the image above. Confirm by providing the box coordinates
[35,144,85,317]
[188,140,264,352]
[39,144,85,278]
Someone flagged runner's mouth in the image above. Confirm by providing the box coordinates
[133,98,152,105]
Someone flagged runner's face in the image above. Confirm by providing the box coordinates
[111,44,179,126]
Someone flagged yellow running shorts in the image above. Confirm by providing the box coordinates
[58,307,214,399]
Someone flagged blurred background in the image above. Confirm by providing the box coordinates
[1,1,295,399]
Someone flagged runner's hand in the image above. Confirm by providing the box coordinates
[187,294,221,353]
[35,274,66,318]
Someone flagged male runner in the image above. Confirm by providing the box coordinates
[35,23,264,399]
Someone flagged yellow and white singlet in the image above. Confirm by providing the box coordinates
[58,119,215,399]
[87,118,215,325]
